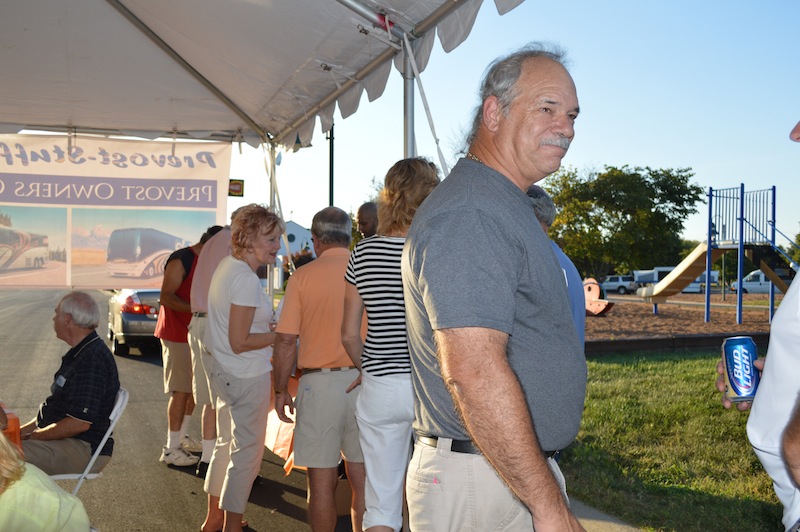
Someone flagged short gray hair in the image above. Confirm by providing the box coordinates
[311,206,352,246]
[465,43,568,148]
[60,291,100,329]
[526,185,557,228]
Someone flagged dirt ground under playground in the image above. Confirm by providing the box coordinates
[585,293,777,341]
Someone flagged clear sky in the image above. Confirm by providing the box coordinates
[227,0,800,245]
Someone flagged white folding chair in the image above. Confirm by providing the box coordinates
[51,387,129,495]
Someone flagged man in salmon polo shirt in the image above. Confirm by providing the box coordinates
[273,206,366,532]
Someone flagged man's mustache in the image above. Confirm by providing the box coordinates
[540,137,571,150]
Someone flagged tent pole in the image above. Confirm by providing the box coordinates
[267,143,277,302]
[404,51,416,158]
[336,0,408,40]
[328,123,335,206]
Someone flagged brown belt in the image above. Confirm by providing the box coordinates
[417,435,560,459]
[302,366,356,375]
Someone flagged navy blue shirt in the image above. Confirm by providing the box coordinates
[37,331,120,455]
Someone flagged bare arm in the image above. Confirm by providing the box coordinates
[228,303,275,354]
[22,416,90,441]
[341,283,365,371]
[159,257,191,313]
[783,397,800,486]
[20,418,37,437]
[436,327,583,531]
[272,332,299,423]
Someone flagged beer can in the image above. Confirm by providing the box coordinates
[722,336,760,402]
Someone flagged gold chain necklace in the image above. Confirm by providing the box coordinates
[466,152,483,164]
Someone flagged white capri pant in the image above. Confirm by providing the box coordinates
[204,365,270,514]
[356,370,414,531]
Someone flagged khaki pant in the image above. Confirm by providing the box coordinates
[405,438,567,531]
[22,438,110,475]
[204,366,270,514]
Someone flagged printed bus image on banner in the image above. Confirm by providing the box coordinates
[0,134,230,289]
[0,205,63,287]
[72,208,216,289]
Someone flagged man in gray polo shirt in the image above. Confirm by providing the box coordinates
[401,43,587,531]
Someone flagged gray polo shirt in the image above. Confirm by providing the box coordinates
[401,158,587,451]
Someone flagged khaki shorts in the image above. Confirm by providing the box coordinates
[162,339,193,394]
[294,368,363,468]
[188,315,214,405]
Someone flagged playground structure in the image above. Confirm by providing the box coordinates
[637,184,799,324]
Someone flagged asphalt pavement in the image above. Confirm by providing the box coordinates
[0,289,639,531]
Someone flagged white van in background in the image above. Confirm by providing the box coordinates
[730,270,793,294]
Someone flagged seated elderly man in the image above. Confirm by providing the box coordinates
[20,291,120,475]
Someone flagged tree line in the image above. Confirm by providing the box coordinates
[542,165,799,283]
[351,164,798,285]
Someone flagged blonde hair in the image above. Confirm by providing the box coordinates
[377,157,440,236]
[0,432,24,494]
[230,204,285,257]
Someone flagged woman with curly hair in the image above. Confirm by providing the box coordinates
[201,204,284,532]
[342,157,440,532]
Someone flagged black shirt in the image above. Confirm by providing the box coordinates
[37,331,120,455]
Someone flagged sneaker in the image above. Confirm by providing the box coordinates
[160,446,200,467]
[179,435,203,454]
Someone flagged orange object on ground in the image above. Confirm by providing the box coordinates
[1,402,22,450]
[264,376,303,475]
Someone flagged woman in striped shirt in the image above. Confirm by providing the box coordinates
[342,157,440,532]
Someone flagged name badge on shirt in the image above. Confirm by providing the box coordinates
[55,375,66,388]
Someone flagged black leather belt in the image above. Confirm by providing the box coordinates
[418,435,480,454]
[418,435,559,459]
[302,366,356,375]
[193,312,207,317]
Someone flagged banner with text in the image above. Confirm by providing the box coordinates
[0,135,230,289]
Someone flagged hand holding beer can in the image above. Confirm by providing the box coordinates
[722,336,760,402]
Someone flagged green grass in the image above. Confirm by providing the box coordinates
[561,350,782,531]
[740,298,781,308]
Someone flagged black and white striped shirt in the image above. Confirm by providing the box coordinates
[345,236,409,376]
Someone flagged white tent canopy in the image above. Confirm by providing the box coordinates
[1,0,523,149]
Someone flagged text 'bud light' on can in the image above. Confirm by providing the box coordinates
[722,336,760,402]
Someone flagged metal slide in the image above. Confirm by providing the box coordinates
[638,243,726,303]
